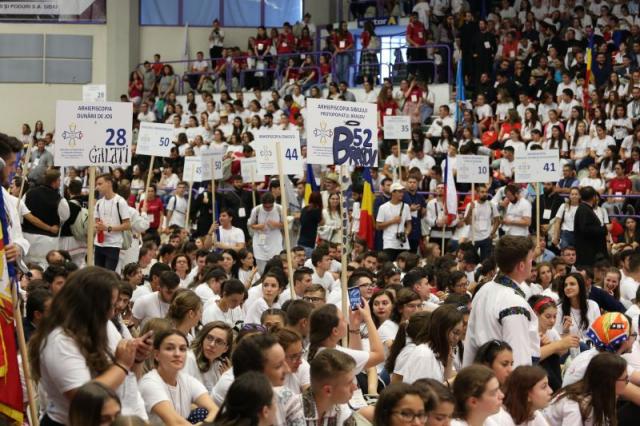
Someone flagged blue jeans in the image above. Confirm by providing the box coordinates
[335,53,351,84]
[95,246,120,271]
[474,237,494,261]
[560,230,575,250]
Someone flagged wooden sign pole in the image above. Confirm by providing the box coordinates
[275,142,295,300]
[145,155,155,191]
[185,168,195,230]
[86,166,96,266]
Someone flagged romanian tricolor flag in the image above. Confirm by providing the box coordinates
[0,190,23,424]
[304,163,319,204]
[357,168,375,249]
[584,34,594,111]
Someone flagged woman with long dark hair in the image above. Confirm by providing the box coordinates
[403,305,464,383]
[377,288,421,349]
[185,322,233,393]
[545,353,628,426]
[209,372,276,426]
[474,340,514,389]
[386,311,431,384]
[29,267,139,426]
[555,272,600,344]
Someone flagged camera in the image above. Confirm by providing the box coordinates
[396,232,407,243]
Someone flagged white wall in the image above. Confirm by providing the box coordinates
[0,23,107,135]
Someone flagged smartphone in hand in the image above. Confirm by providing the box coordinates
[348,287,363,311]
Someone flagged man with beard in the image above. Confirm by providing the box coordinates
[464,184,499,261]
[501,184,532,237]
[574,186,607,267]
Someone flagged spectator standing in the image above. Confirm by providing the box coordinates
[333,21,354,85]
[376,182,412,261]
[94,174,131,271]
[27,138,54,185]
[464,184,499,261]
[22,169,68,267]
[248,192,284,272]
[208,19,225,63]
[406,12,427,82]
[574,186,608,267]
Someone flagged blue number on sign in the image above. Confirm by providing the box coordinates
[159,137,170,147]
[285,148,298,160]
[543,163,556,172]
[477,166,488,174]
[106,128,127,146]
[215,161,222,169]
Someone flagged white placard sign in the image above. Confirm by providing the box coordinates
[514,150,561,183]
[183,157,203,182]
[54,100,132,167]
[200,151,224,180]
[306,98,378,166]
[136,122,173,157]
[383,115,411,139]
[254,130,303,175]
[457,155,490,184]
[241,158,263,182]
[82,84,106,102]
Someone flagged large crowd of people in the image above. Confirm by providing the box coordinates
[8,0,640,425]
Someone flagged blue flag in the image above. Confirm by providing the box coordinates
[455,58,465,126]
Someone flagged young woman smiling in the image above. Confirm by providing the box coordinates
[139,329,218,425]
[554,272,600,345]
[185,322,233,393]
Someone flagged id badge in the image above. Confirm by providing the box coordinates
[238,207,246,218]
[542,209,551,220]
[258,233,267,245]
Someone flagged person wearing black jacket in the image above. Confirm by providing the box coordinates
[222,175,254,240]
[59,179,86,267]
[574,186,608,267]
[474,19,497,85]
[577,267,626,314]
[190,181,214,238]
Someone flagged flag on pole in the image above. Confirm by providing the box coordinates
[304,164,319,204]
[583,34,594,111]
[357,168,375,249]
[0,190,23,424]
[455,58,465,126]
[444,156,458,224]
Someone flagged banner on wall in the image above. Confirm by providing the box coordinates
[0,0,106,22]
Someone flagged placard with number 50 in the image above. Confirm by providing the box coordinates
[514,150,561,183]
[54,100,132,167]
[254,129,303,176]
[136,122,174,157]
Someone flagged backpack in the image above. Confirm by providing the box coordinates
[69,199,89,242]
[97,196,133,250]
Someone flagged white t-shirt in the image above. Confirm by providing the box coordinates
[132,291,170,327]
[621,276,639,305]
[211,369,234,406]
[555,203,578,232]
[283,360,310,394]
[378,320,399,345]
[490,407,548,426]
[544,395,595,426]
[394,342,416,376]
[166,195,188,228]
[402,343,446,383]
[184,350,223,393]
[503,198,532,236]
[38,327,92,424]
[218,226,245,246]
[95,194,131,248]
[244,297,281,324]
[139,369,208,423]
[318,345,369,375]
[202,300,244,328]
[409,155,436,176]
[562,347,635,387]
[194,283,219,305]
[554,300,600,342]
[249,204,284,260]
[464,200,498,241]
[311,270,337,293]
[107,322,148,419]
[376,201,411,250]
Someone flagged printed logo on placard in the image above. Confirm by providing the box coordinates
[61,123,83,147]
[139,133,151,146]
[313,121,334,145]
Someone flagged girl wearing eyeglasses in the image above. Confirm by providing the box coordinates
[373,383,428,426]
[489,366,552,426]
[450,365,503,426]
[274,327,309,394]
[544,353,628,426]
[185,322,233,393]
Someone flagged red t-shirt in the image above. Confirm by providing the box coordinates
[297,36,313,52]
[255,37,271,54]
[609,177,632,195]
[152,62,163,75]
[140,197,164,229]
[378,100,399,123]
[335,32,354,50]
[361,30,371,48]
[277,33,296,54]
[407,21,426,46]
